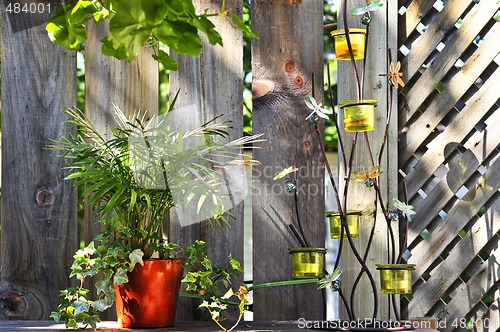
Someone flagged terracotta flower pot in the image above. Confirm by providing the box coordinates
[331,28,367,60]
[115,259,184,328]
[326,210,361,239]
[376,264,415,295]
[288,247,326,279]
[340,99,378,132]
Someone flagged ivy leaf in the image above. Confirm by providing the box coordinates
[72,299,90,316]
[82,315,101,330]
[152,50,178,71]
[66,318,80,330]
[95,280,113,296]
[93,299,113,312]
[129,249,144,270]
[113,268,129,285]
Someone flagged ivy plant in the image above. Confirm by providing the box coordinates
[46,0,256,70]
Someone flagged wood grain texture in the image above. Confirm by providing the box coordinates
[83,20,159,320]
[409,154,500,280]
[399,24,500,170]
[400,0,471,82]
[409,199,500,317]
[169,0,245,321]
[0,7,77,319]
[398,0,500,132]
[430,234,500,332]
[336,0,398,321]
[403,65,500,195]
[251,0,325,320]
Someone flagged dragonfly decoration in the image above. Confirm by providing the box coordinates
[351,0,384,25]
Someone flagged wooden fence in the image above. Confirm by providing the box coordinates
[398,0,500,331]
[0,0,498,330]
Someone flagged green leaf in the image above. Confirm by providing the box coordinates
[46,4,87,51]
[66,318,80,330]
[107,1,153,60]
[152,50,178,71]
[229,254,244,273]
[230,13,259,39]
[153,20,202,56]
[82,315,101,330]
[93,299,113,312]
[101,36,131,60]
[113,268,129,285]
[189,16,223,46]
[129,249,144,270]
[72,299,90,316]
[95,280,113,296]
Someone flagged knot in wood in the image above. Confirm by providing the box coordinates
[0,290,28,319]
[284,60,296,73]
[294,76,304,87]
[36,188,54,206]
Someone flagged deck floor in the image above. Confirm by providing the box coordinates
[0,320,438,331]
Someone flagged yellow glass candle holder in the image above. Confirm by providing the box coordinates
[376,264,416,294]
[340,99,378,132]
[331,28,367,60]
[289,248,326,279]
[326,210,361,239]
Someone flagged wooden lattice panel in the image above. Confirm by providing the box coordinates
[398,0,500,330]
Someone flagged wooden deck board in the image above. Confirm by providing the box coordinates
[0,320,438,331]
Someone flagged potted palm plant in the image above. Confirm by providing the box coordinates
[49,105,262,329]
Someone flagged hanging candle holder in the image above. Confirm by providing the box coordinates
[376,264,416,295]
[288,247,326,279]
[330,28,367,60]
[340,99,378,132]
[326,210,362,239]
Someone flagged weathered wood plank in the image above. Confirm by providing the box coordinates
[85,21,158,136]
[399,28,500,174]
[84,20,159,320]
[169,0,245,320]
[409,199,500,317]
[336,0,397,321]
[251,0,325,320]
[0,7,77,319]
[409,155,500,281]
[472,289,500,332]
[398,0,500,132]
[404,62,500,183]
[400,0,472,82]
[407,99,500,243]
[398,0,436,44]
[435,240,500,331]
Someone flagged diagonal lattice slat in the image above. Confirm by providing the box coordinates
[398,0,500,329]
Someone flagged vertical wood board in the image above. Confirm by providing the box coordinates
[0,8,77,319]
[251,0,325,320]
[169,0,245,320]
